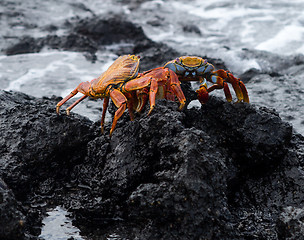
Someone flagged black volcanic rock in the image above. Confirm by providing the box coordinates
[0,89,303,239]
[0,91,95,200]
[5,36,43,56]
[4,15,150,57]
[73,16,148,45]
[0,178,25,240]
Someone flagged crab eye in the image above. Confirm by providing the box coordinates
[175,58,181,64]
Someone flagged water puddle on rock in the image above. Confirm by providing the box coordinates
[39,206,84,240]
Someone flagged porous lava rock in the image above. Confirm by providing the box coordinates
[0,89,303,239]
[0,178,25,240]
[0,90,96,238]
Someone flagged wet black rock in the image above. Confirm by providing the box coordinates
[182,24,202,35]
[0,90,96,238]
[0,89,303,239]
[0,178,25,240]
[73,16,148,45]
[5,36,43,56]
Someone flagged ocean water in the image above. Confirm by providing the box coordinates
[1,1,304,238]
[40,206,83,240]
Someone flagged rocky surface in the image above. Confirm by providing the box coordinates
[0,89,304,239]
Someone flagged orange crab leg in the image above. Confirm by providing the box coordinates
[167,69,186,110]
[148,77,159,115]
[135,88,149,113]
[56,81,92,114]
[207,81,232,102]
[123,75,155,114]
[211,70,249,103]
[124,92,136,121]
[100,97,109,133]
[66,95,88,115]
[239,81,249,103]
[164,85,175,101]
[109,89,128,137]
[196,77,209,104]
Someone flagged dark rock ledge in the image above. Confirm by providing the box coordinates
[0,89,304,239]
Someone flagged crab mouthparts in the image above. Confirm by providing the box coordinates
[184,71,196,77]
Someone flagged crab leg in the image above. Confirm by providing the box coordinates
[207,81,232,102]
[124,92,136,121]
[100,97,109,133]
[109,89,128,137]
[210,70,249,103]
[66,95,88,115]
[167,69,186,110]
[56,81,91,114]
[207,71,236,103]
[135,88,149,113]
[238,79,249,103]
[147,77,159,115]
[164,85,175,101]
[123,75,156,115]
[195,77,209,104]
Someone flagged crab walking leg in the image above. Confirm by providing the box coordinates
[56,81,92,114]
[207,73,233,103]
[124,92,136,121]
[135,88,149,113]
[66,95,88,115]
[147,77,159,115]
[207,81,233,103]
[212,70,249,103]
[109,89,128,137]
[220,71,244,102]
[100,97,109,133]
[164,85,175,101]
[167,70,186,110]
[123,75,154,113]
[224,72,249,103]
[238,79,249,103]
[195,77,209,104]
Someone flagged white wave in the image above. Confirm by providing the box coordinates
[255,24,304,55]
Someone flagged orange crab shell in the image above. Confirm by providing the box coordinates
[89,55,141,98]
[177,56,206,68]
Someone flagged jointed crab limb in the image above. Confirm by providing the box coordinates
[123,68,186,115]
[66,95,88,115]
[109,89,128,137]
[100,97,109,133]
[135,88,149,113]
[208,70,249,103]
[207,81,232,102]
[195,76,209,104]
[147,78,158,115]
[56,81,91,114]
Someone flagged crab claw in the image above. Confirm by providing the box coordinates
[196,86,209,104]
